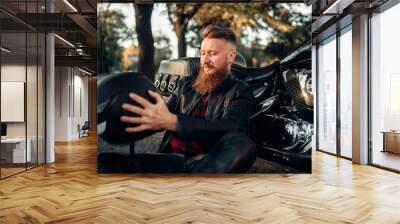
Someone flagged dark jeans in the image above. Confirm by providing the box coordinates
[98,132,257,173]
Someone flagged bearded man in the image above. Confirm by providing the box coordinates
[98,26,256,173]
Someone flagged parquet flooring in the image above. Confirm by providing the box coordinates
[1,167,26,178]
[0,135,400,223]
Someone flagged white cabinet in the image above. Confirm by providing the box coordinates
[1,138,32,163]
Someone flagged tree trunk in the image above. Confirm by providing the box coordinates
[166,4,202,58]
[134,4,155,81]
[177,26,187,58]
[98,32,106,74]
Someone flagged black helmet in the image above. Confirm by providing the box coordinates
[97,72,158,145]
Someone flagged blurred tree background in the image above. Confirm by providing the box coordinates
[97,3,311,78]
[185,3,311,66]
[97,4,134,74]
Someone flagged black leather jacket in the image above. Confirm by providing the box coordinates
[157,72,255,153]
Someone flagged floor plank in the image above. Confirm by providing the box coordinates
[1,135,400,223]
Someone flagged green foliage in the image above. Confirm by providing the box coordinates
[98,3,310,75]
[97,5,135,74]
[262,5,311,64]
[263,23,311,64]
[183,3,311,66]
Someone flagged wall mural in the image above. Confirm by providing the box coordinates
[97,2,312,173]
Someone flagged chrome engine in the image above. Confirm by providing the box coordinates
[252,114,313,153]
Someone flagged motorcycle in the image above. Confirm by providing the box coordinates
[153,41,313,172]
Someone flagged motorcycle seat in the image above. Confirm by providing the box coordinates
[231,62,279,83]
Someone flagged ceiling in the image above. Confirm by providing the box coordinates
[0,0,97,73]
[311,0,390,43]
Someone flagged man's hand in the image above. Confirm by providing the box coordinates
[120,90,177,133]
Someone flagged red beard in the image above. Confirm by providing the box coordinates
[192,62,229,95]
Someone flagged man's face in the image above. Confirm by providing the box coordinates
[193,38,236,94]
[200,38,236,77]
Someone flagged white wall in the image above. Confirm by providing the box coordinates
[72,72,89,138]
[1,63,46,164]
[54,66,89,141]
[1,65,26,139]
[1,65,42,137]
[55,66,69,141]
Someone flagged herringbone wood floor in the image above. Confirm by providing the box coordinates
[1,135,400,224]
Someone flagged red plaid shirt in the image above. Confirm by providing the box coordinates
[169,94,210,155]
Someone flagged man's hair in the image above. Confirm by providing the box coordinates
[201,25,236,47]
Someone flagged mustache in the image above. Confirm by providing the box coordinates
[203,62,215,68]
